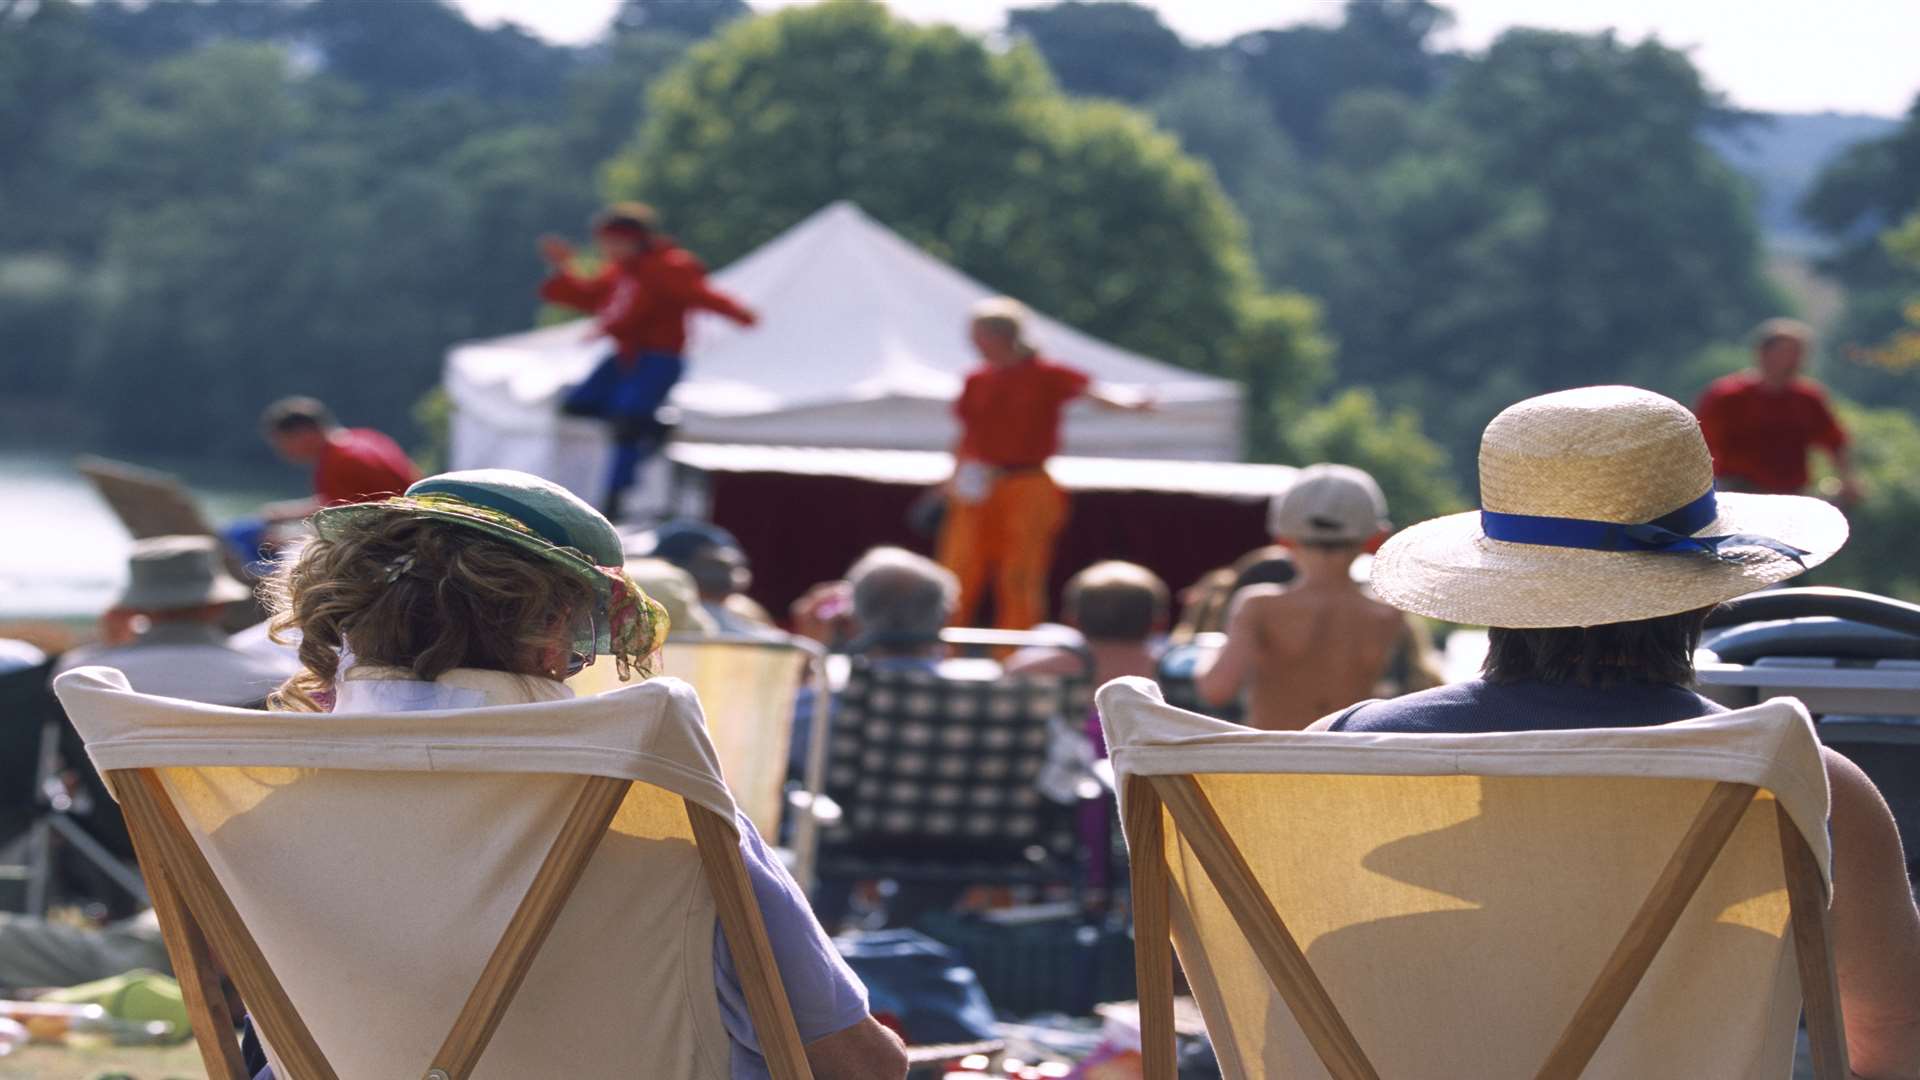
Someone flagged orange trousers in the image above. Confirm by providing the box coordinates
[937,471,1068,630]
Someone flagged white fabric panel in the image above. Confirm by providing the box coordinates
[53,667,739,1079]
[1098,677,1831,1080]
[445,200,1243,474]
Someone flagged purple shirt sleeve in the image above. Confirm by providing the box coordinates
[713,813,869,1077]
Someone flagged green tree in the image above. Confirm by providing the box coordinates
[1816,400,1920,601]
[612,0,751,40]
[1221,0,1449,154]
[614,0,1259,375]
[1149,70,1308,286]
[1283,388,1464,527]
[1295,30,1775,467]
[1005,1,1187,103]
[1802,95,1920,409]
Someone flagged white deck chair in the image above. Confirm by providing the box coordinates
[53,666,814,1080]
[1098,677,1848,1080]
[569,633,827,885]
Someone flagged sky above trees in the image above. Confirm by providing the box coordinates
[451,0,1920,116]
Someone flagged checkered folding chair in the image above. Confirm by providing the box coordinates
[816,660,1089,889]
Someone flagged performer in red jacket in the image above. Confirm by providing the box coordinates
[539,203,757,517]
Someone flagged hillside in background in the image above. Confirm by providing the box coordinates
[1708,111,1899,254]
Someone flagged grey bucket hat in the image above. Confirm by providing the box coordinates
[116,535,253,611]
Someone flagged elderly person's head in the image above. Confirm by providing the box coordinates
[847,546,958,656]
[1369,386,1847,685]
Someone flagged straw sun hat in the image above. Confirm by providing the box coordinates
[1370,385,1849,628]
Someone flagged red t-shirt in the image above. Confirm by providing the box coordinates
[1694,372,1847,494]
[313,428,420,506]
[954,356,1092,467]
[538,242,755,360]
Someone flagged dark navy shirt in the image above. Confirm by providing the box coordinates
[1330,678,1725,734]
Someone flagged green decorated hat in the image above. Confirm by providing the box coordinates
[310,469,667,678]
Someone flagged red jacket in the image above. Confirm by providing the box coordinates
[539,241,755,360]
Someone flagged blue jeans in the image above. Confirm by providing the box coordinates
[562,351,685,506]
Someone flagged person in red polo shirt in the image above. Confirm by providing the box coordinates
[1695,318,1860,502]
[260,396,420,520]
[939,298,1150,630]
[539,202,757,518]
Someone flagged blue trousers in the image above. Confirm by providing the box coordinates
[562,351,685,506]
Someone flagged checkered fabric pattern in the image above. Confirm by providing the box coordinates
[819,662,1088,883]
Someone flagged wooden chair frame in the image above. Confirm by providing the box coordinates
[109,767,815,1080]
[1126,776,1850,1080]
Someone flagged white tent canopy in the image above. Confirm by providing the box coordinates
[446,201,1242,492]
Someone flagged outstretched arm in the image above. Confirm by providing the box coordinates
[536,237,614,314]
[1085,383,1154,412]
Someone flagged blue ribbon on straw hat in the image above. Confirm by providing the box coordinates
[1480,487,1810,566]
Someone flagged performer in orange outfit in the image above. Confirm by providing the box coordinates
[939,298,1151,629]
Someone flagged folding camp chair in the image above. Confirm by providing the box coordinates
[53,666,814,1080]
[570,631,827,885]
[816,659,1089,892]
[1099,677,1848,1080]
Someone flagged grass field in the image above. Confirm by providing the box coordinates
[0,1043,207,1080]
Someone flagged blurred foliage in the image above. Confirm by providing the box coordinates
[0,0,1894,580]
[1816,400,1920,601]
[1006,1,1188,103]
[611,0,1308,387]
[1283,388,1466,528]
[1803,97,1920,408]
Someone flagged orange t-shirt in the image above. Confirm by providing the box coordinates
[954,357,1091,467]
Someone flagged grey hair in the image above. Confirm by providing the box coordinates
[848,546,958,641]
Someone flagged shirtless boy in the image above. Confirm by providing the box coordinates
[1195,463,1410,730]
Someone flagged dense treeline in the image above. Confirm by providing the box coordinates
[2,0,1918,593]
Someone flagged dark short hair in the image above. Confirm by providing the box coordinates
[1231,547,1297,592]
[1483,607,1715,687]
[261,396,335,436]
[593,201,659,236]
[1065,561,1168,642]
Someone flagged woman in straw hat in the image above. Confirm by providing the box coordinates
[254,468,906,1080]
[1315,386,1920,1077]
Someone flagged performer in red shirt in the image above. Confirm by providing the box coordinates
[1695,318,1860,501]
[939,298,1150,629]
[260,396,420,520]
[539,203,757,518]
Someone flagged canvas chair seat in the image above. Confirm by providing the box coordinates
[570,634,815,842]
[54,666,814,1080]
[1099,677,1845,1080]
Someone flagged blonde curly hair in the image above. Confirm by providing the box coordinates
[262,514,601,711]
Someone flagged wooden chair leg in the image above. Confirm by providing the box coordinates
[688,800,815,1080]
[1153,775,1381,1080]
[1778,802,1851,1080]
[428,775,633,1080]
[1533,782,1757,1080]
[1124,778,1178,1080]
[112,768,340,1080]
[124,826,250,1080]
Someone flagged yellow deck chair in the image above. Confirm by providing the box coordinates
[53,666,814,1080]
[570,632,826,884]
[1098,677,1847,1080]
